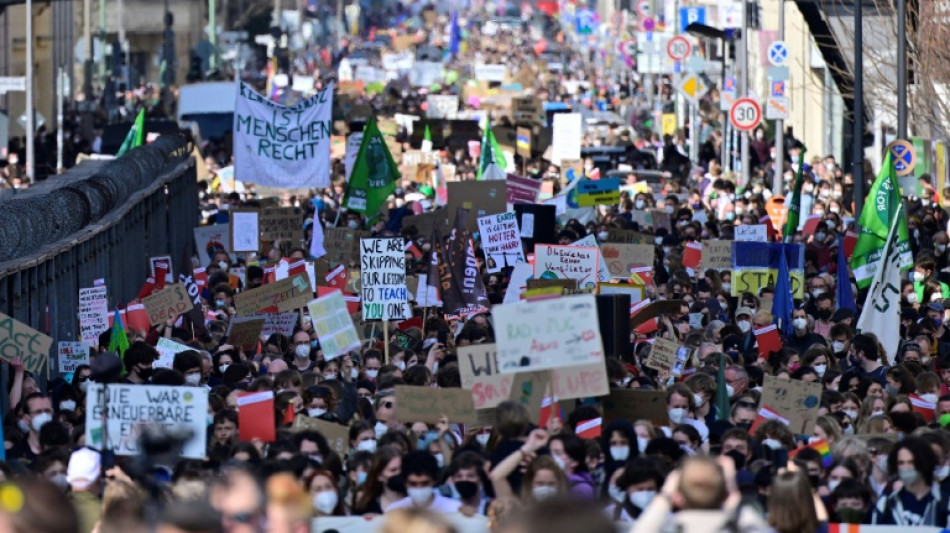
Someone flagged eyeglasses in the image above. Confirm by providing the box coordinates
[381,401,394,410]
[224,512,259,525]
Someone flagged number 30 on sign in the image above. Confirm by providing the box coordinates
[730,98,762,132]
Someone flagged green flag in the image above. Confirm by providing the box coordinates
[476,124,507,180]
[716,352,730,422]
[850,151,913,288]
[424,124,432,142]
[116,108,146,157]
[342,117,400,219]
[782,148,806,241]
[108,309,130,373]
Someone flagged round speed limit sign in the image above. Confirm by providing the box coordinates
[667,36,691,61]
[730,98,762,131]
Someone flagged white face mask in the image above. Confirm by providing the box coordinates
[762,438,783,450]
[79,381,89,393]
[693,393,705,407]
[635,200,645,209]
[936,464,950,481]
[366,369,379,379]
[597,231,610,241]
[475,433,490,447]
[374,421,389,439]
[637,437,650,453]
[610,445,630,462]
[907,292,919,304]
[827,479,841,493]
[218,364,230,374]
[842,409,858,421]
[737,320,752,333]
[185,373,202,386]
[726,384,735,397]
[552,455,566,471]
[324,372,338,381]
[433,453,444,468]
[394,361,406,371]
[920,393,939,404]
[875,455,888,472]
[59,400,76,412]
[668,407,688,425]
[348,220,361,230]
[608,484,626,503]
[532,486,558,501]
[814,364,827,377]
[313,490,339,514]
[357,439,377,453]
[793,318,807,331]
[721,282,731,292]
[832,341,846,353]
[408,487,434,505]
[654,237,664,246]
[308,407,327,418]
[31,412,52,433]
[630,490,656,509]
[295,344,311,358]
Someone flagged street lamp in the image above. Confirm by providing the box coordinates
[686,22,734,179]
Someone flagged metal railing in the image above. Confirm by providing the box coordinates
[0,136,199,411]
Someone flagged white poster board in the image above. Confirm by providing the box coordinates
[78,286,109,343]
[359,237,410,320]
[551,113,582,164]
[58,341,91,373]
[477,212,526,273]
[308,292,361,360]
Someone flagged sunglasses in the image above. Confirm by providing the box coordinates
[382,401,394,409]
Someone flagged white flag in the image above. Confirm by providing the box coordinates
[856,205,907,365]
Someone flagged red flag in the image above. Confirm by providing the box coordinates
[154,261,169,290]
[326,265,347,290]
[754,324,782,359]
[802,214,822,236]
[682,241,702,269]
[288,260,308,276]
[282,401,296,425]
[397,317,423,332]
[539,396,563,428]
[843,230,858,260]
[749,405,788,435]
[405,240,424,259]
[909,394,936,422]
[263,266,277,285]
[575,418,603,439]
[194,267,208,290]
[630,266,653,286]
[238,391,276,442]
[137,277,156,300]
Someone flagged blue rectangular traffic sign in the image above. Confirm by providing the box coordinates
[679,7,707,34]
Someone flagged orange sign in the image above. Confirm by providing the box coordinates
[765,195,788,235]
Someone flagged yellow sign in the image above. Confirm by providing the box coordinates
[662,114,677,136]
[731,268,805,299]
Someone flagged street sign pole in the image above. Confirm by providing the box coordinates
[26,0,34,181]
[739,0,750,188]
[773,0,785,195]
[852,0,864,219]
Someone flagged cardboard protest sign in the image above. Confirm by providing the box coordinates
[446,181,507,234]
[141,284,191,327]
[534,245,600,290]
[308,291,361,360]
[233,81,333,189]
[58,341,91,373]
[324,228,370,265]
[645,337,678,373]
[735,224,768,242]
[576,178,621,206]
[511,96,545,125]
[526,279,578,292]
[79,285,109,343]
[474,64,507,82]
[494,295,605,373]
[508,371,552,423]
[155,337,191,368]
[194,224,232,266]
[600,243,654,278]
[426,95,459,119]
[651,209,672,232]
[760,375,822,435]
[254,312,298,337]
[359,237,410,320]
[227,316,265,348]
[478,212,526,273]
[291,416,350,456]
[394,385,477,425]
[233,274,313,316]
[602,389,669,426]
[85,384,209,459]
[559,159,584,185]
[702,240,733,270]
[516,127,532,158]
[259,207,304,246]
[506,174,542,205]
[731,242,805,298]
[605,228,652,244]
[230,209,261,252]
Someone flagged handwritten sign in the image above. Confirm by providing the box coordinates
[534,245,600,290]
[230,209,261,252]
[78,286,109,343]
[85,384,208,459]
[226,316,265,348]
[140,284,191,327]
[478,212,526,273]
[194,224,232,266]
[291,416,350,456]
[602,389,669,426]
[702,240,733,270]
[646,337,678,373]
[359,238,410,321]
[735,224,768,242]
[155,337,190,369]
[233,274,313,316]
[394,385,477,425]
[253,312,298,337]
[731,242,805,299]
[324,228,370,265]
[259,207,304,246]
[494,295,605,373]
[58,341,90,373]
[509,371,551,423]
[600,243,654,278]
[506,174,542,205]
[308,291,361,360]
[576,178,621,206]
[761,375,822,435]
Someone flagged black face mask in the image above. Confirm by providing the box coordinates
[455,480,479,500]
[137,366,153,380]
[817,309,833,320]
[386,475,406,494]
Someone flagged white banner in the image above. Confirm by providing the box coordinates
[426,95,459,119]
[233,81,334,188]
[85,384,209,459]
[552,113,582,165]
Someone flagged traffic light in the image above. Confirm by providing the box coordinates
[187,50,203,83]
[746,1,762,30]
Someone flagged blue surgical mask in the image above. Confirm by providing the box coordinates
[356,471,368,486]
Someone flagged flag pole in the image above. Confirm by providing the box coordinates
[383,320,390,364]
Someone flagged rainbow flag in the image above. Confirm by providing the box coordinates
[790,438,832,468]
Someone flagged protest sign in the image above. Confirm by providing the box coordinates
[761,375,822,435]
[313,514,490,533]
[360,238,410,320]
[253,312,298,337]
[494,295,605,373]
[446,181,507,233]
[516,127,532,158]
[343,132,363,180]
[474,64,507,82]
[506,174,542,205]
[508,371,552,423]
[141,284,191,327]
[233,274,313,316]
[259,207,304,246]
[559,159,584,185]
[645,337,679,373]
[605,228,651,244]
[233,81,333,188]
[534,245,600,290]
[58,342,90,373]
[291,416,350,456]
[630,299,687,329]
[630,210,653,228]
[651,209,672,232]
[155,337,191,368]
[79,286,109,343]
[226,316,265,348]
[85,384,209,459]
[576,178,621,206]
[597,283,645,304]
[600,243,654,278]
[731,242,805,298]
[194,224,232,266]
[702,240,733,270]
[324,228,370,265]
[395,385,477,425]
[735,224,768,242]
[602,389,669,426]
[230,210,260,253]
[426,95,459,119]
[551,113,582,164]
[478,212,526,273]
[572,235,612,283]
[391,329,420,351]
[511,96,545,125]
[308,291,361,359]
[403,211,447,239]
